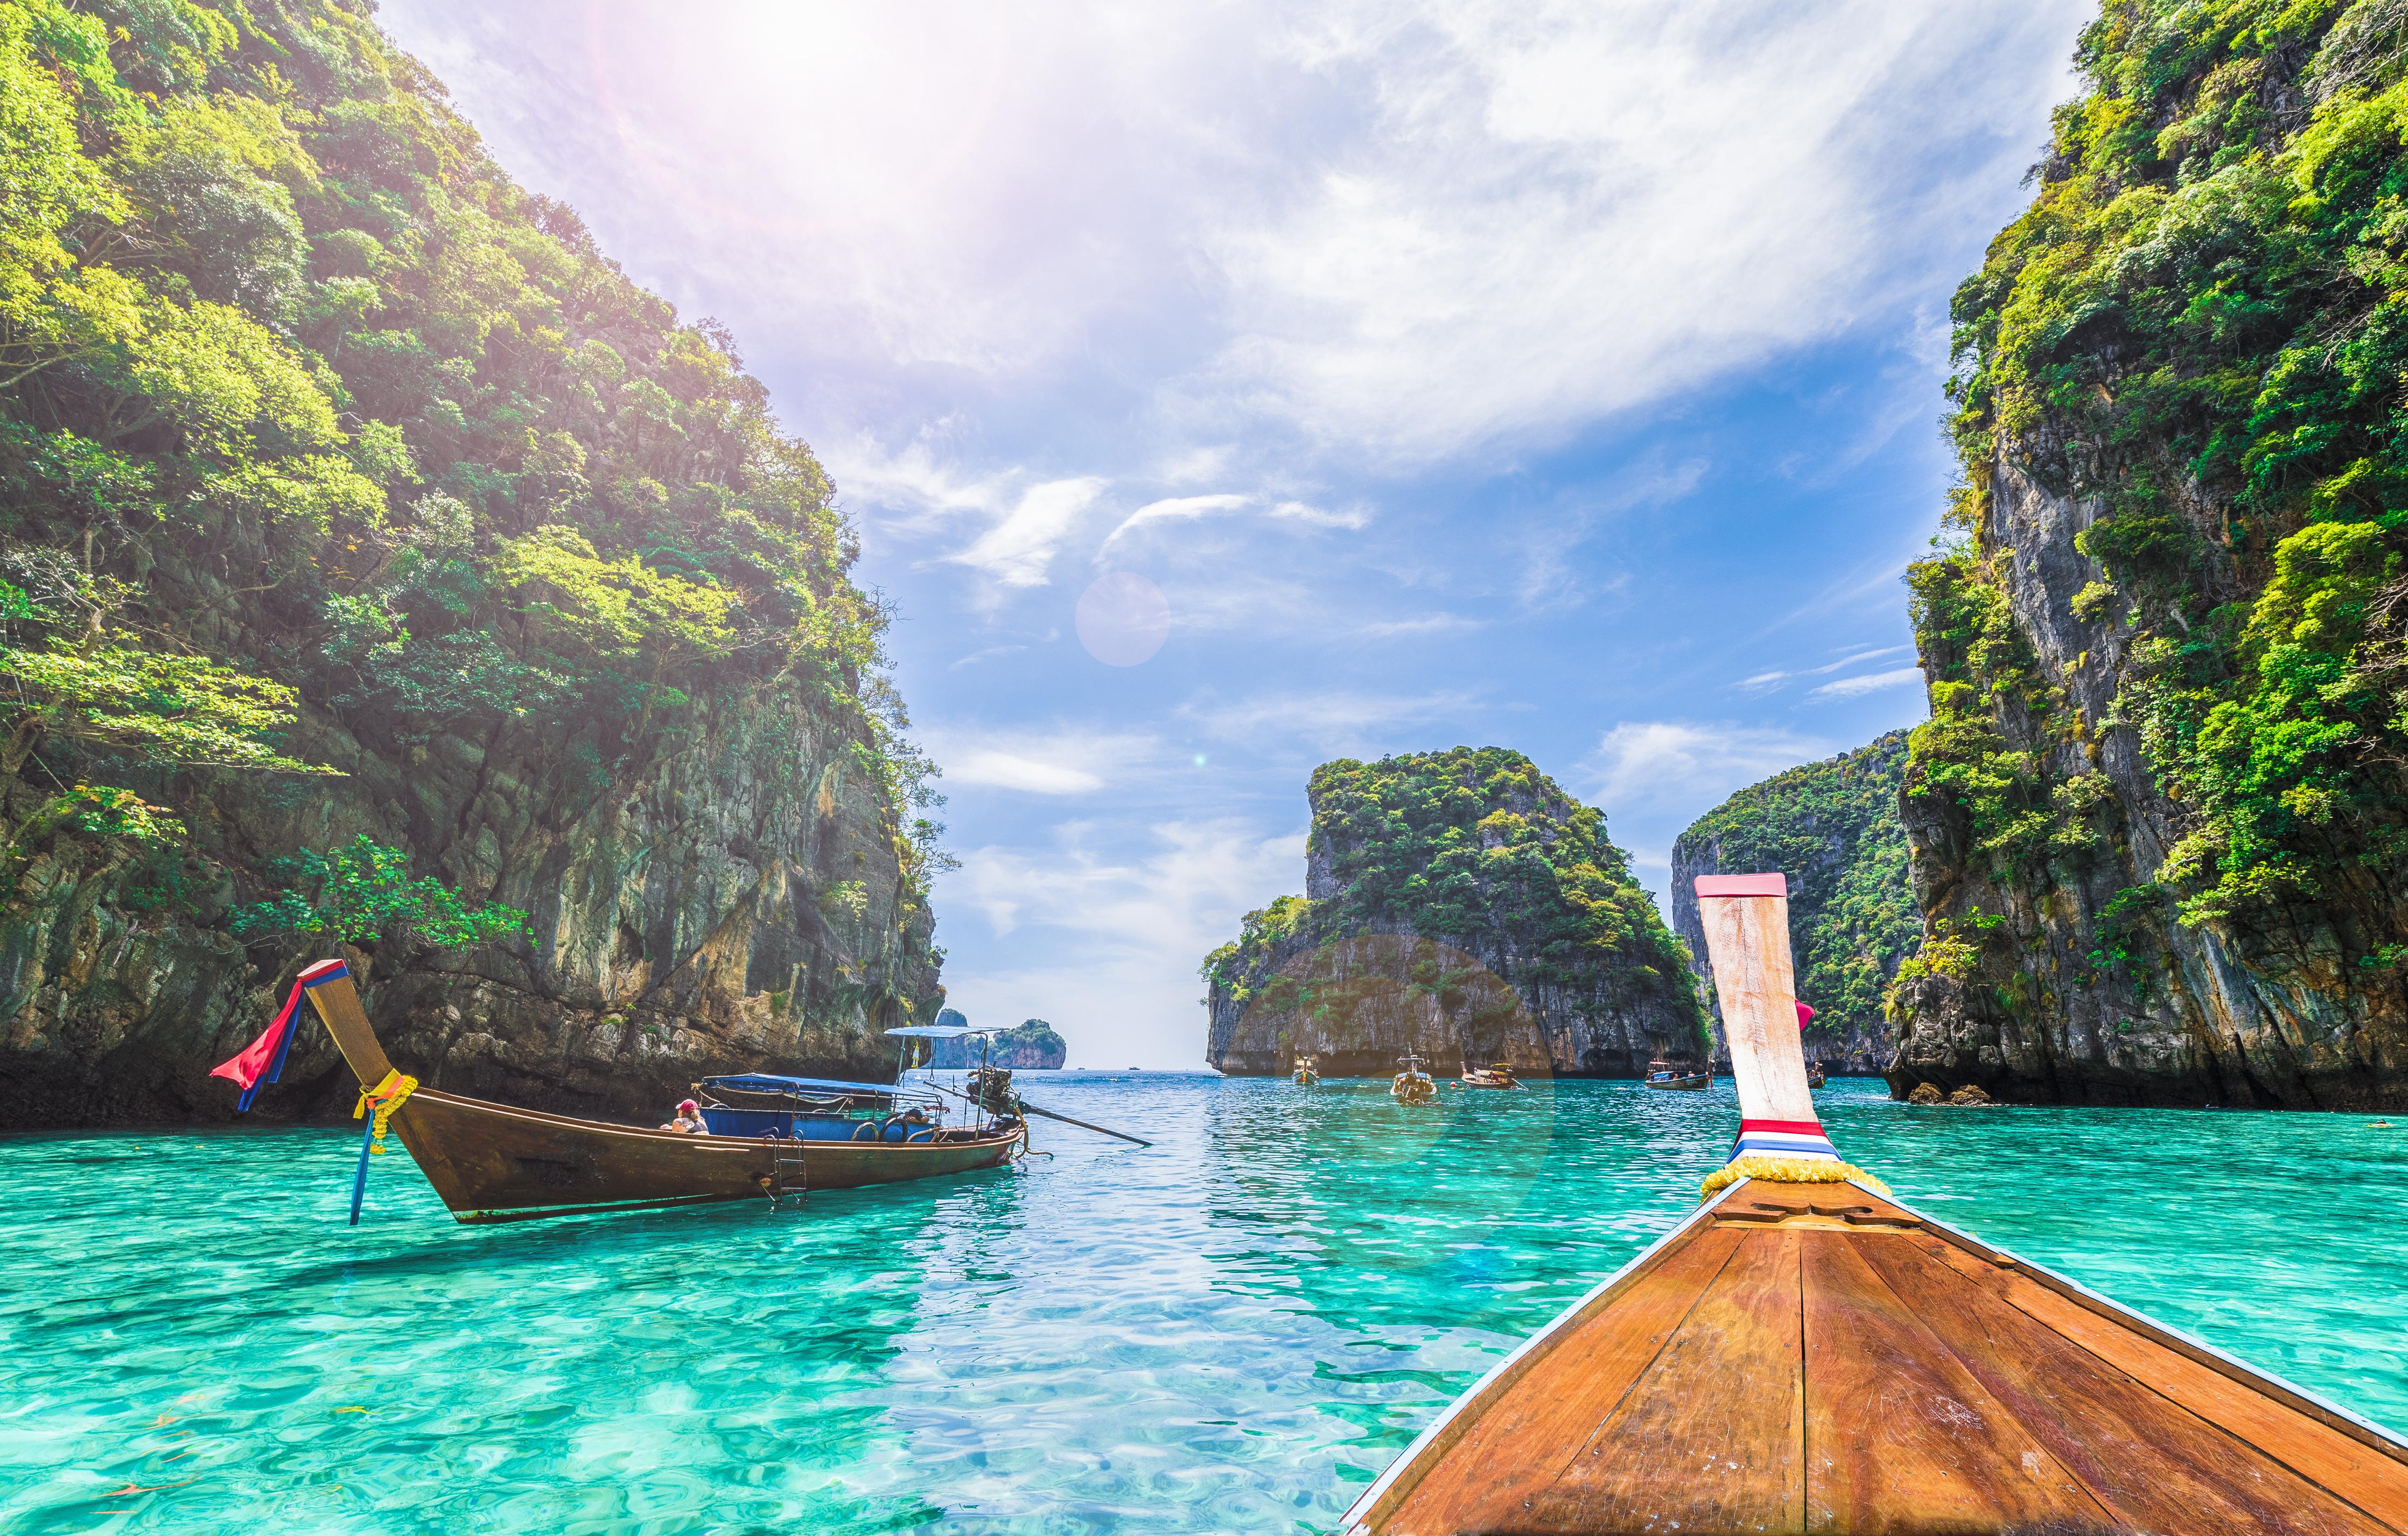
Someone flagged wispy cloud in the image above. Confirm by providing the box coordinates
[1199,2,2088,461]
[1357,612,1479,638]
[944,476,1110,587]
[1807,665,1925,701]
[400,0,2085,468]
[923,727,1161,795]
[1101,492,1252,548]
[1270,498,1372,530]
[949,643,1028,669]
[821,425,1005,529]
[1178,687,1480,753]
[1515,455,1709,610]
[1737,644,1914,692]
[944,751,1104,795]
[1583,719,1834,826]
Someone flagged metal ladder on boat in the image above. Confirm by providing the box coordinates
[767,1135,808,1209]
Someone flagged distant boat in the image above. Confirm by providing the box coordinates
[1460,1061,1520,1090]
[1643,1059,1711,1091]
[1293,1054,1320,1086]
[1807,1060,1828,1089]
[1341,871,2408,1535]
[290,961,1024,1224]
[1391,1052,1436,1104]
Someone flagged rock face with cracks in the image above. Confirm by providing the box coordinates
[2,682,942,1127]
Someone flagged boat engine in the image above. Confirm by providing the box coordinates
[966,1065,1016,1114]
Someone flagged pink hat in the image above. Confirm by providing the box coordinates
[677,1099,699,1114]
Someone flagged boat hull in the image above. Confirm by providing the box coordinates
[1341,1175,2408,1535]
[383,1088,1020,1224]
[294,966,1019,1224]
[1644,1073,1711,1090]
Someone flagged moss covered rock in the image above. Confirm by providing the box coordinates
[1202,748,1707,1076]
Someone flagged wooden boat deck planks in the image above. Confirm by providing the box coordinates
[1854,1231,2394,1534]
[1798,1227,2112,1531]
[1348,1178,2408,1534]
[1377,1224,1751,1530]
[1523,1227,1805,1534]
[1911,1232,2408,1531]
[1342,871,2408,1536]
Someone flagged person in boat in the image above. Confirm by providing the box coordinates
[659,1098,711,1135]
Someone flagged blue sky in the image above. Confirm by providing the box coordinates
[380,0,2092,1066]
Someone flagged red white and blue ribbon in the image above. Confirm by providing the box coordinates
[209,959,351,1111]
[1731,1117,1841,1163]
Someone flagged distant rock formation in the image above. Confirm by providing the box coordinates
[1668,732,1918,1076]
[1202,748,1708,1077]
[931,1018,1066,1070]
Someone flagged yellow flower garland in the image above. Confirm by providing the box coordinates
[352,1069,419,1154]
[1700,1154,1891,1200]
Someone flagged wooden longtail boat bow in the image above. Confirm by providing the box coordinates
[295,959,1022,1224]
[1339,872,2408,1536]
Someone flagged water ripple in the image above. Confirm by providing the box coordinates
[1,1076,2402,1532]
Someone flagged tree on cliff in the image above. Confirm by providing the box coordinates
[0,0,942,905]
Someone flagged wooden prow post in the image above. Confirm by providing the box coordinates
[293,958,395,1087]
[1693,872,1840,1164]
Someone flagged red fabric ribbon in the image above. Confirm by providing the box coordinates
[211,977,306,1109]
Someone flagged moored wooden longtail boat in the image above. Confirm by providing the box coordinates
[294,959,1023,1224]
[1340,872,2408,1536]
[1641,1059,1710,1091]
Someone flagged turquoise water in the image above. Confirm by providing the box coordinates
[3,1076,2405,1533]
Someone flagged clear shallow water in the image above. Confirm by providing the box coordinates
[3,1076,2404,1534]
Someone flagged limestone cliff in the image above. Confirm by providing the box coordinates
[1890,2,2408,1108]
[1202,748,1708,1077]
[3,681,940,1127]
[1669,733,1917,1075]
[0,0,942,1126]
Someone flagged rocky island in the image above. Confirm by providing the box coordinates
[932,1018,1067,1070]
[0,3,943,1127]
[1670,732,1918,1074]
[1886,6,2408,1109]
[1202,748,1707,1077]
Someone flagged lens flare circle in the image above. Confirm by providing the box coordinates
[1076,571,1171,666]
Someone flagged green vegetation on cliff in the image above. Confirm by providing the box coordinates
[1914,0,2408,952]
[1672,732,1918,1045]
[1202,747,1707,1057]
[0,1,942,935]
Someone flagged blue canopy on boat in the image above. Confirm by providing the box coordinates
[701,1074,909,1097]
[885,1024,984,1038]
